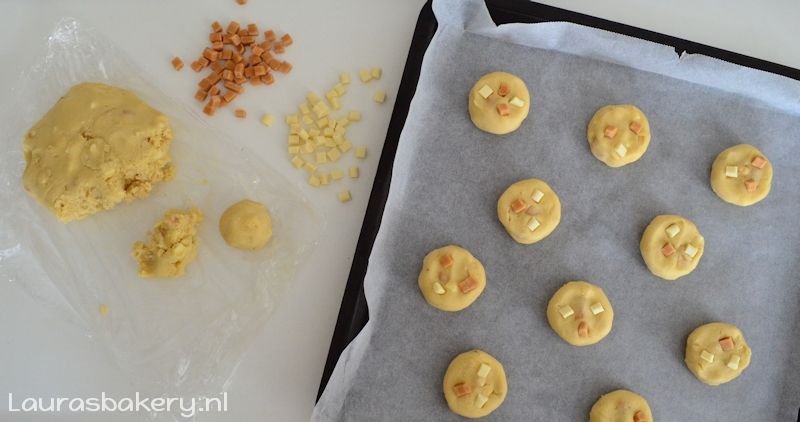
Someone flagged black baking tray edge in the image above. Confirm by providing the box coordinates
[317,1,800,418]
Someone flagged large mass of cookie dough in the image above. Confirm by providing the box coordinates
[468,71,530,135]
[587,104,651,168]
[219,199,273,250]
[22,82,175,222]
[132,208,203,278]
[418,245,486,312]
[640,214,705,280]
[589,389,653,422]
[685,322,752,386]
[546,281,614,346]
[710,144,772,206]
[442,349,507,418]
[497,178,561,245]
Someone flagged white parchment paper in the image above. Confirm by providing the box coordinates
[314,1,800,420]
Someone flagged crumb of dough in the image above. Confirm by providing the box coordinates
[133,208,203,278]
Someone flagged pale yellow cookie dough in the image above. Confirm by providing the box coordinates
[640,214,704,281]
[587,104,651,168]
[443,349,507,419]
[546,281,614,346]
[132,208,203,278]
[497,178,561,245]
[589,389,653,422]
[418,245,486,312]
[685,322,752,386]
[22,82,175,222]
[219,199,273,250]
[468,71,530,135]
[710,144,772,206]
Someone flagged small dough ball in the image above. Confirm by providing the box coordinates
[133,208,203,278]
[468,71,530,135]
[22,82,175,222]
[710,144,772,206]
[685,322,752,386]
[640,214,704,281]
[547,281,614,346]
[418,245,486,312]
[497,178,561,245]
[219,200,273,250]
[443,349,507,418]
[587,105,651,168]
[589,389,653,422]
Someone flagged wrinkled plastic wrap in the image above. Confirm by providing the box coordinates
[0,18,321,414]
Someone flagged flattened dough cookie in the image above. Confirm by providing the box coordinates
[497,178,561,245]
[133,208,203,278]
[468,71,530,135]
[640,215,704,281]
[418,245,486,312]
[589,389,653,422]
[685,322,752,386]
[219,199,273,250]
[587,105,651,167]
[547,281,614,346]
[710,144,772,206]
[443,349,507,418]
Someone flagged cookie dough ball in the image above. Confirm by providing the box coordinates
[133,208,203,278]
[443,349,507,418]
[640,215,705,281]
[22,82,175,223]
[685,322,752,386]
[468,71,530,135]
[589,389,653,422]
[710,144,772,206]
[219,199,273,250]
[547,281,614,346]
[497,178,561,245]
[587,105,651,168]
[418,245,486,312]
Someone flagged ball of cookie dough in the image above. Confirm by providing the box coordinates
[497,178,561,245]
[219,199,273,250]
[468,71,530,135]
[418,245,486,312]
[133,208,203,278]
[710,144,772,206]
[589,389,653,422]
[640,214,705,281]
[22,82,175,223]
[587,105,651,168]
[546,281,614,346]
[685,322,752,386]
[443,349,507,418]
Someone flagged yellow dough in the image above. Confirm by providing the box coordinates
[685,322,752,386]
[640,215,704,281]
[219,199,273,250]
[468,71,530,135]
[589,389,653,422]
[587,105,651,168]
[132,208,203,278]
[443,349,507,419]
[418,245,486,312]
[497,178,561,245]
[710,144,772,206]
[546,281,614,346]
[22,82,175,222]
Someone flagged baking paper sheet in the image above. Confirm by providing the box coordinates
[314,0,800,420]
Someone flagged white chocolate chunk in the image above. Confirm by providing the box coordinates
[432,282,446,295]
[340,72,351,85]
[477,84,494,99]
[725,166,739,178]
[349,166,359,179]
[614,143,627,158]
[373,90,386,103]
[477,377,487,387]
[665,224,681,238]
[527,217,540,232]
[558,305,574,319]
[338,190,351,203]
[590,302,605,315]
[474,394,489,409]
[727,355,740,370]
[700,350,715,363]
[359,68,372,82]
[684,244,699,258]
[531,189,544,203]
[477,363,491,378]
[355,146,368,159]
[445,281,458,293]
[509,96,525,107]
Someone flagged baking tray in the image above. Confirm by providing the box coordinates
[317,1,800,416]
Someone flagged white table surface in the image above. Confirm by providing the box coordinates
[1,1,797,421]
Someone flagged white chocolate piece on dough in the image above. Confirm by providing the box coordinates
[531,189,544,203]
[725,165,739,178]
[665,223,681,238]
[558,305,574,319]
[477,363,492,378]
[614,143,627,158]
[700,350,715,363]
[474,394,489,409]
[684,244,699,258]
[590,302,605,315]
[477,84,494,99]
[509,96,525,107]
[527,217,540,232]
[727,355,741,370]
[432,282,446,295]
